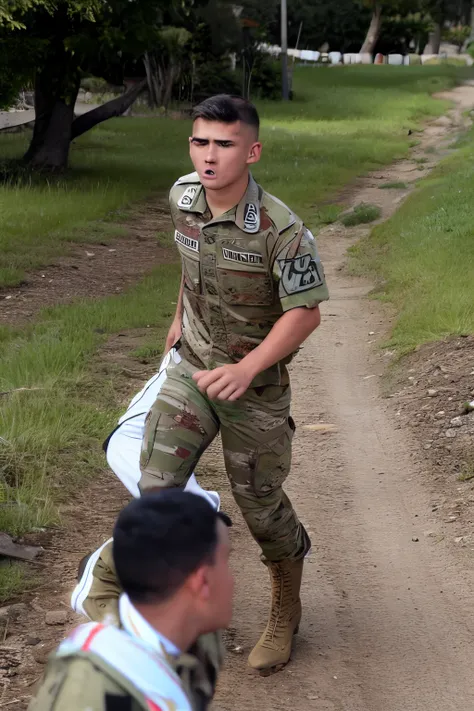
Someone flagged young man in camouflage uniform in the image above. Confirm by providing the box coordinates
[31,491,233,711]
[78,93,328,677]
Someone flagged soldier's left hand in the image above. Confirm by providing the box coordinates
[193,364,253,401]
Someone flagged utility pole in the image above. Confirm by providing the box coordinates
[281,0,289,100]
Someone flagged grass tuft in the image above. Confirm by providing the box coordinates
[341,203,382,226]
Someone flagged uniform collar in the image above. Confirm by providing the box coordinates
[179,174,261,234]
[119,593,181,659]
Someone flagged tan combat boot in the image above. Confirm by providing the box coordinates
[248,558,303,675]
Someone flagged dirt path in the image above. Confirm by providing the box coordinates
[3,84,474,710]
[211,84,474,710]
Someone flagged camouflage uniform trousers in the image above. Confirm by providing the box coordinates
[139,354,310,563]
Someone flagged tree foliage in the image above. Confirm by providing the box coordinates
[2,0,473,171]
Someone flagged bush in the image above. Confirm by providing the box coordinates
[194,60,242,100]
[423,57,468,66]
[248,55,280,100]
[408,54,422,66]
[81,76,115,94]
[443,25,470,51]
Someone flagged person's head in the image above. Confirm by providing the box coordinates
[189,94,262,192]
[113,490,233,636]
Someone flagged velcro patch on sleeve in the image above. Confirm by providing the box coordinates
[278,253,324,295]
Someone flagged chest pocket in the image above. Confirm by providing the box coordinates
[216,242,274,306]
[175,230,201,293]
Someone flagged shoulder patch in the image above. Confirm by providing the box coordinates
[177,185,199,209]
[278,253,324,295]
[174,171,201,186]
[261,191,297,234]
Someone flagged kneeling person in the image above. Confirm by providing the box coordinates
[29,491,233,711]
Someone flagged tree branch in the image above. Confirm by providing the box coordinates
[70,79,147,141]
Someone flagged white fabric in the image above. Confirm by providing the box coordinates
[106,348,180,497]
[56,618,191,711]
[120,594,180,657]
[106,347,220,510]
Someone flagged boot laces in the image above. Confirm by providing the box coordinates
[264,565,298,642]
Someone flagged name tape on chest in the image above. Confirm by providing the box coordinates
[243,203,260,233]
[177,186,198,209]
[278,253,323,295]
[222,247,263,265]
[175,230,199,253]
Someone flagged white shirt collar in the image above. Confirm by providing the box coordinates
[119,593,180,658]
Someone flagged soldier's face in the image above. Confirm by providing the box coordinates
[198,519,234,632]
[189,119,262,191]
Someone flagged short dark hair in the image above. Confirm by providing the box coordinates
[192,94,260,135]
[113,490,231,605]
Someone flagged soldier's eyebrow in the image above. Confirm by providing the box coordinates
[190,137,236,147]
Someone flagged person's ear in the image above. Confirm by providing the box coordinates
[247,141,262,165]
[187,566,210,601]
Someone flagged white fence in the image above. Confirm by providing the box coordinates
[259,44,474,67]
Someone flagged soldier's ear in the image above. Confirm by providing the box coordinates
[247,141,262,165]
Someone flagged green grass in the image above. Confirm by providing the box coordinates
[350,125,474,352]
[0,264,180,540]
[341,203,382,226]
[0,65,469,288]
[0,561,34,603]
[0,121,189,287]
[379,181,409,189]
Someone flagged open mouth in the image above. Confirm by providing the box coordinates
[204,169,216,177]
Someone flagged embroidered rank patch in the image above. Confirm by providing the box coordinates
[243,203,260,233]
[278,253,323,295]
[222,247,263,265]
[175,230,199,253]
[177,186,198,209]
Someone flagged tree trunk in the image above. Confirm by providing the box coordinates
[425,22,443,54]
[23,63,80,172]
[144,53,161,108]
[70,79,147,141]
[162,64,179,109]
[360,3,383,55]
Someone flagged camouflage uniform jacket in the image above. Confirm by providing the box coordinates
[170,172,329,387]
[28,621,201,711]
